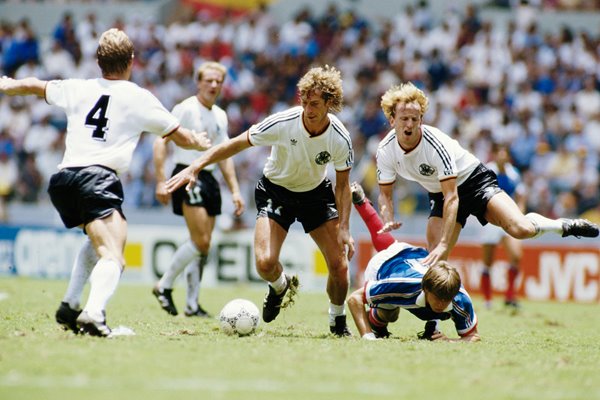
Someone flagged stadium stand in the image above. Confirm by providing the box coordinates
[0,0,599,226]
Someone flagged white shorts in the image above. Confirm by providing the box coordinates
[363,241,414,282]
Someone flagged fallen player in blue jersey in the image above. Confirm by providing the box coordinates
[348,182,480,342]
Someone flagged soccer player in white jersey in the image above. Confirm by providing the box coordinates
[376,82,599,268]
[480,143,525,310]
[166,66,356,336]
[0,28,211,337]
[152,61,244,318]
[347,241,480,342]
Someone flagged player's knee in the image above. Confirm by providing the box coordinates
[507,221,536,239]
[191,236,211,254]
[255,254,278,275]
[327,258,348,280]
[347,291,362,307]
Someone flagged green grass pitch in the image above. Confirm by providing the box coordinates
[1,276,599,400]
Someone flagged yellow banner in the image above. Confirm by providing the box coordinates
[183,0,275,11]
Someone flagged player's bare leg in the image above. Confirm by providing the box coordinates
[310,219,351,336]
[78,211,126,336]
[255,217,297,323]
[486,192,599,239]
[481,243,495,309]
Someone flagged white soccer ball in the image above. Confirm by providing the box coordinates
[219,298,260,336]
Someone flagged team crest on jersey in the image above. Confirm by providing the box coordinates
[419,163,436,176]
[315,151,331,165]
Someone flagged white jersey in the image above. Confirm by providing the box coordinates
[170,96,228,172]
[376,124,479,193]
[248,106,353,192]
[45,78,179,175]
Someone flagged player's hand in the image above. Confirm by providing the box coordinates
[421,244,449,267]
[430,331,447,341]
[0,76,16,94]
[338,230,354,261]
[377,220,403,234]
[232,192,245,217]
[346,235,355,261]
[165,164,197,193]
[155,181,170,205]
[194,130,212,151]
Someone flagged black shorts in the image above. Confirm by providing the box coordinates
[255,176,338,233]
[47,165,124,229]
[171,164,221,216]
[428,163,503,228]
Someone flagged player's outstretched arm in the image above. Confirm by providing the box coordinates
[218,158,245,217]
[347,287,377,340]
[166,131,251,193]
[0,76,46,97]
[335,169,354,260]
[153,137,170,206]
[377,183,402,234]
[168,127,211,151]
[422,178,459,266]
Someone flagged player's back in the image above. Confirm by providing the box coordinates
[46,78,178,174]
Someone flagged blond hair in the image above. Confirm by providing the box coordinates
[297,65,343,113]
[422,261,461,302]
[96,28,134,76]
[380,82,429,121]
[196,61,227,82]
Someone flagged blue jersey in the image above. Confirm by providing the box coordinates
[364,242,478,336]
[487,161,522,198]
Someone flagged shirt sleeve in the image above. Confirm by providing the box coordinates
[44,80,69,109]
[376,146,396,184]
[451,289,478,336]
[248,116,283,147]
[431,145,458,181]
[139,90,180,137]
[214,108,229,146]
[333,141,353,171]
[425,131,458,180]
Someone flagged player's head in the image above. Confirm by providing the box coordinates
[491,142,511,166]
[96,28,134,77]
[195,61,226,106]
[297,65,343,114]
[422,261,461,312]
[380,82,429,122]
[196,61,227,83]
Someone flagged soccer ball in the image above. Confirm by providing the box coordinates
[219,298,260,336]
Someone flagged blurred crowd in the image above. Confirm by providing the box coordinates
[0,0,599,226]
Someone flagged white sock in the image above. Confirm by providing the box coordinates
[158,240,200,289]
[525,213,563,238]
[329,302,346,325]
[83,258,122,321]
[63,239,98,310]
[185,254,207,312]
[268,272,287,294]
